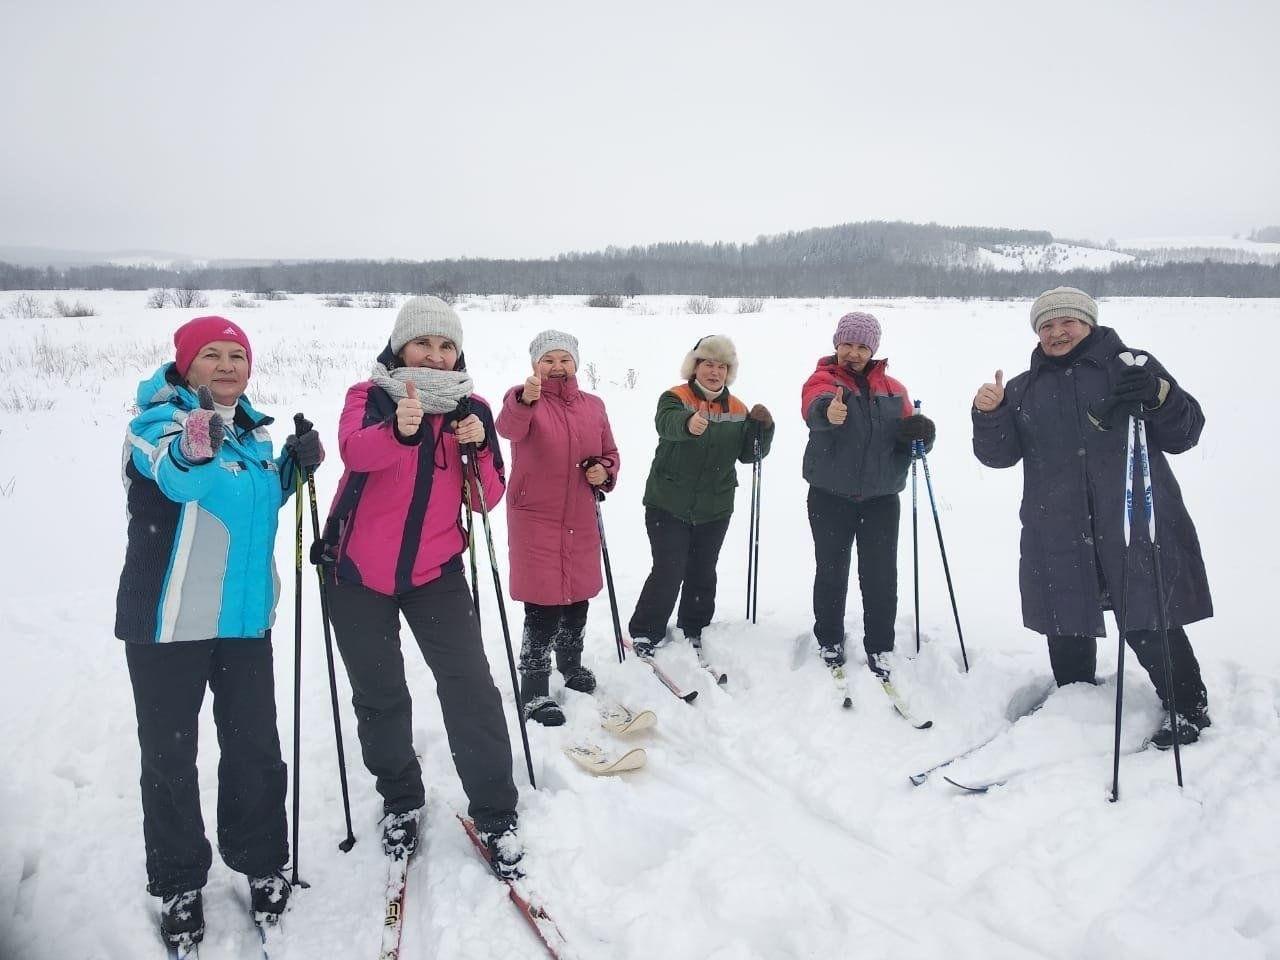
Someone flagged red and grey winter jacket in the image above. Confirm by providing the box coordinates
[322,380,505,597]
[801,356,919,500]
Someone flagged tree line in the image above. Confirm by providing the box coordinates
[3,221,1278,298]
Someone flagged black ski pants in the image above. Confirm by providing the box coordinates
[125,637,288,899]
[808,487,900,656]
[519,601,589,679]
[327,571,518,829]
[1047,627,1209,718]
[628,507,731,642]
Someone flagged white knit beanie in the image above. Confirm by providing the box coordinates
[529,329,580,368]
[1030,287,1098,332]
[389,295,464,353]
[680,334,738,386]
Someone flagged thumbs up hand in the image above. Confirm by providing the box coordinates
[973,370,1005,413]
[180,385,226,463]
[521,374,542,404]
[688,402,710,437]
[826,388,848,425]
[396,381,425,437]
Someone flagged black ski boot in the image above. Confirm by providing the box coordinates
[867,652,892,681]
[520,672,565,726]
[248,872,292,926]
[556,648,596,694]
[1151,709,1210,750]
[382,807,422,860]
[161,889,204,945]
[476,818,524,881]
[819,642,845,668]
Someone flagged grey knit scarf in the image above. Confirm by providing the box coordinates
[370,362,474,414]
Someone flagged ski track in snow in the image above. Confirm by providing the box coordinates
[3,293,1280,959]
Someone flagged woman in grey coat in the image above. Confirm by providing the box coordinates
[971,287,1211,749]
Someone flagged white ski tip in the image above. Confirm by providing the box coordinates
[564,743,647,775]
[600,705,658,736]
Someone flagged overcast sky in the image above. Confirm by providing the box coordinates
[3,0,1277,261]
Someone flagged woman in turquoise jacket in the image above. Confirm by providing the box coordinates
[114,316,322,949]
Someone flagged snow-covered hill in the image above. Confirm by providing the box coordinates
[2,292,1279,960]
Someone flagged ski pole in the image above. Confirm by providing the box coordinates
[290,466,306,887]
[1107,352,1183,798]
[1110,409,1139,802]
[462,472,481,618]
[916,401,969,673]
[1136,415,1183,785]
[454,405,536,790]
[911,401,922,654]
[294,414,356,852]
[582,457,625,664]
[747,423,763,624]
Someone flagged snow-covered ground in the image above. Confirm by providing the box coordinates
[975,243,1134,272]
[1119,236,1280,256]
[2,291,1279,960]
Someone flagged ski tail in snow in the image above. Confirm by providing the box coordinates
[831,665,853,709]
[379,853,411,960]
[690,637,728,685]
[457,816,568,959]
[880,680,932,729]
[621,636,698,702]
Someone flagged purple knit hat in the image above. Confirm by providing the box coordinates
[833,311,881,354]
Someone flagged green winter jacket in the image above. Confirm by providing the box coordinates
[642,380,775,524]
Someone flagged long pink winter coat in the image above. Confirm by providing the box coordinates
[496,376,620,606]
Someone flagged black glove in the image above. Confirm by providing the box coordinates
[896,414,935,446]
[286,414,325,469]
[1111,365,1161,406]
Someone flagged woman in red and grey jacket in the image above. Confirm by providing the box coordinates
[800,311,935,681]
[322,295,520,877]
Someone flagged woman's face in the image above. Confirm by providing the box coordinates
[400,335,458,370]
[836,341,873,373]
[185,340,250,406]
[695,359,728,392]
[534,350,576,379]
[1037,316,1092,357]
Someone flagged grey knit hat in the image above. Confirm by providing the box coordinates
[389,295,464,353]
[680,334,738,386]
[529,329,580,368]
[1030,287,1098,332]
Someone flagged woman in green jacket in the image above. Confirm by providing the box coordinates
[628,335,774,655]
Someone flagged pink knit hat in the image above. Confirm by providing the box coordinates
[173,316,253,376]
[833,311,881,354]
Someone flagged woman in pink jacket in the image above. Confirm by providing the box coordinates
[496,330,620,726]
[321,296,521,878]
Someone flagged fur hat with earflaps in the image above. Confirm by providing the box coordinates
[680,334,738,386]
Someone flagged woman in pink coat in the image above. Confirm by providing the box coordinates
[496,330,620,726]
[321,296,520,877]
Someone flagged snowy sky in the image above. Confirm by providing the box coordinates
[2,0,1278,260]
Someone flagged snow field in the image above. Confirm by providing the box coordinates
[2,292,1279,959]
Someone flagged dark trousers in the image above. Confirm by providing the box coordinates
[628,507,731,641]
[327,571,518,828]
[125,638,288,898]
[519,601,589,678]
[1047,627,1209,718]
[808,487,900,655]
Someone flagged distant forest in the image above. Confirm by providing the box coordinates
[3,221,1279,297]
